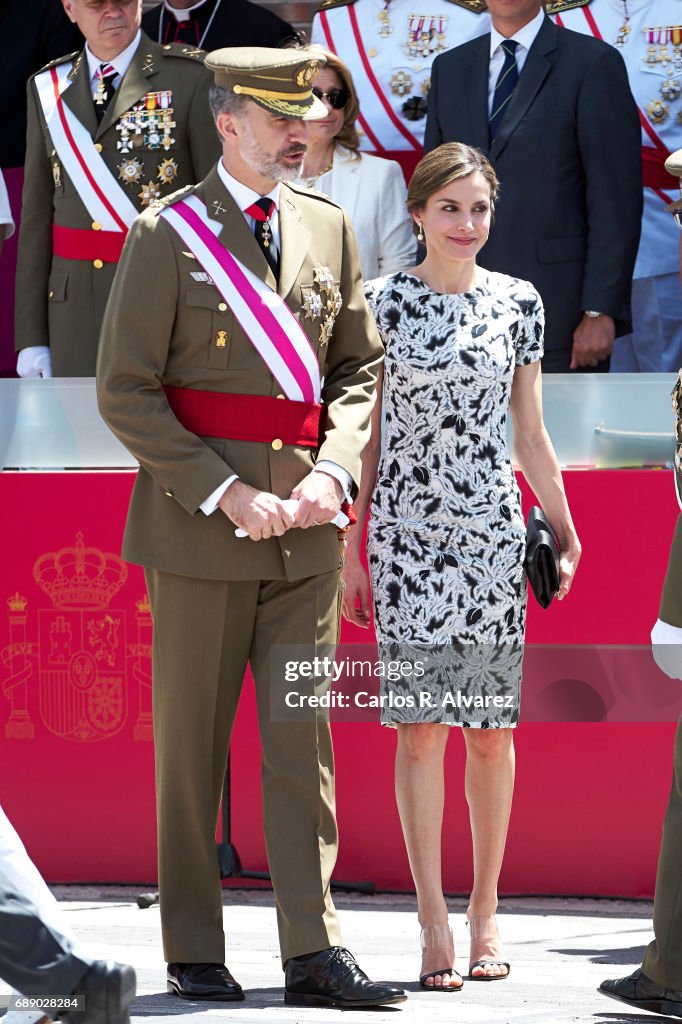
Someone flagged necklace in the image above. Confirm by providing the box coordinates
[615,0,630,47]
[158,0,222,49]
[302,157,334,188]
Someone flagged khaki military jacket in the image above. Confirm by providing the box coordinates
[96,167,383,582]
[15,33,219,375]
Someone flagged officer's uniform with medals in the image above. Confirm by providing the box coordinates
[311,0,490,180]
[96,50,395,999]
[15,30,219,377]
[550,0,682,372]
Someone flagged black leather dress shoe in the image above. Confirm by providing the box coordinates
[63,960,136,1024]
[284,947,406,1008]
[166,962,244,1001]
[599,968,682,1018]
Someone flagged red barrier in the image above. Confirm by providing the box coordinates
[0,468,675,895]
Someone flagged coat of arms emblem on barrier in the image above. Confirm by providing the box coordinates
[1,533,153,742]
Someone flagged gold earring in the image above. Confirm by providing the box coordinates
[417,222,424,242]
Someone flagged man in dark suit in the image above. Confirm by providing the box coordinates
[142,0,300,50]
[424,0,642,372]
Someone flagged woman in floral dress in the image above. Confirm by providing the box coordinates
[343,143,581,992]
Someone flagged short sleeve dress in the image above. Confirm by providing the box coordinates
[364,270,544,728]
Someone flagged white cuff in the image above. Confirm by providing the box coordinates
[651,617,682,680]
[313,460,352,501]
[16,347,52,378]
[200,474,238,515]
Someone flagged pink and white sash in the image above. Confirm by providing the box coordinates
[34,62,138,232]
[161,194,321,403]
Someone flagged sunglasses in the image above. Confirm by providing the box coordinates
[312,87,349,110]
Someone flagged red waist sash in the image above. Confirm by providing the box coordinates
[164,386,357,525]
[53,224,127,263]
[164,385,323,447]
[642,146,678,192]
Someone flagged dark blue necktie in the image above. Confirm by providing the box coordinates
[489,39,519,141]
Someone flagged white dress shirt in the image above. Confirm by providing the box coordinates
[201,161,351,515]
[0,171,14,239]
[85,29,141,92]
[488,8,546,113]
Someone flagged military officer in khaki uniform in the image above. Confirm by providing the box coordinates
[599,149,682,1019]
[15,0,219,378]
[97,47,405,1009]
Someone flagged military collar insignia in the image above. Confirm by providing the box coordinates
[545,0,592,13]
[442,0,488,11]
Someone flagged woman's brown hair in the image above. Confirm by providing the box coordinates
[307,47,361,155]
[407,143,500,235]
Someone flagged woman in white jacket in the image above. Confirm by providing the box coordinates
[299,48,415,280]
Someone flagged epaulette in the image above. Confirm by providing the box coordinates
[38,51,80,73]
[443,0,488,12]
[315,0,356,13]
[285,181,342,207]
[545,0,592,13]
[149,183,197,214]
[158,41,207,62]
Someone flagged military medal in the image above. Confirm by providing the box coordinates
[662,79,682,102]
[117,157,143,185]
[671,26,682,72]
[405,13,447,59]
[302,290,324,319]
[215,330,228,348]
[647,98,670,124]
[378,0,392,38]
[402,95,428,120]
[157,158,178,186]
[644,27,660,65]
[313,265,334,291]
[93,62,116,104]
[391,71,413,96]
[614,0,630,47]
[139,180,161,207]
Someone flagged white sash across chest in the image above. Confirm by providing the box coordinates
[35,62,138,232]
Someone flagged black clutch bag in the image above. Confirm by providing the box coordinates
[524,506,560,609]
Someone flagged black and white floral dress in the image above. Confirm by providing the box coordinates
[364,271,544,728]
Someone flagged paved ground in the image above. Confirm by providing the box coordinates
[0,887,671,1024]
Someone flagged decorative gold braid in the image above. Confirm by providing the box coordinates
[545,0,592,13]
[233,83,312,101]
[252,96,314,116]
[442,0,488,11]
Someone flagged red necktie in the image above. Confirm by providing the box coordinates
[244,198,279,280]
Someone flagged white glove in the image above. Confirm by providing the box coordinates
[17,346,52,378]
[651,618,682,680]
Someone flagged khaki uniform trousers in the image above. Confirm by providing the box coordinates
[642,716,682,990]
[144,565,344,966]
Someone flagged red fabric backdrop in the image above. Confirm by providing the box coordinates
[0,468,676,896]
